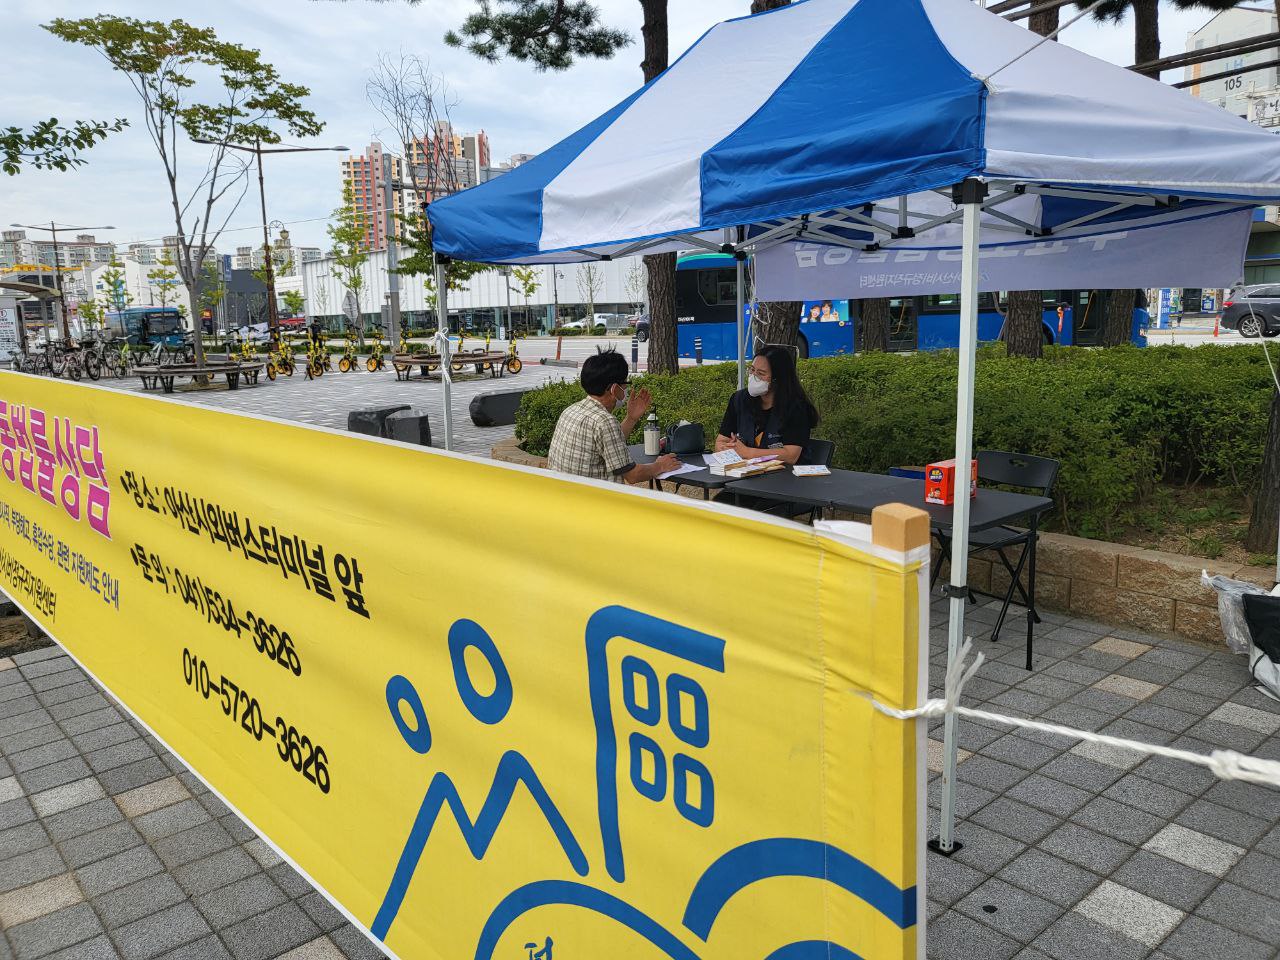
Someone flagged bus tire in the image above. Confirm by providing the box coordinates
[796,335,809,360]
[1042,325,1055,345]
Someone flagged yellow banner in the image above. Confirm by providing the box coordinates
[0,372,927,960]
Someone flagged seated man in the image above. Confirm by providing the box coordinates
[548,348,680,484]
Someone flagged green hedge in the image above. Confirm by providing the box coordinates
[516,345,1274,538]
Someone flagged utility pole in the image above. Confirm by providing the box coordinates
[503,266,514,339]
[253,141,281,344]
[382,152,402,343]
[48,223,68,340]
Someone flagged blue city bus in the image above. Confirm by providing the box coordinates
[105,307,187,347]
[674,253,1149,360]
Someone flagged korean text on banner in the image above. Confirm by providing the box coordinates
[0,371,928,960]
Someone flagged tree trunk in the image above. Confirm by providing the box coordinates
[639,0,668,82]
[645,252,678,373]
[1028,5,1059,38]
[1000,0,1058,360]
[754,301,802,351]
[859,298,890,352]
[1133,0,1161,77]
[1005,290,1044,358]
[742,3,800,353]
[637,0,679,374]
[1102,289,1136,347]
[1245,388,1280,559]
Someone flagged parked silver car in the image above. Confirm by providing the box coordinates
[1221,285,1280,337]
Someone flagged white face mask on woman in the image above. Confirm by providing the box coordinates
[747,374,769,398]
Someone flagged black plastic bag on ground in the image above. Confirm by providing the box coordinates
[1241,593,1280,700]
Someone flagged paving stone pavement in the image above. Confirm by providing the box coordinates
[3,597,1279,958]
[109,358,576,458]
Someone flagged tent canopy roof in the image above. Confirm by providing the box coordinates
[429,0,1280,266]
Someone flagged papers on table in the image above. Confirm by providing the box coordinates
[658,462,705,481]
[709,455,784,478]
[792,465,831,477]
[702,450,741,469]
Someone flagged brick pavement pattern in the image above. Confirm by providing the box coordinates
[2,600,1279,958]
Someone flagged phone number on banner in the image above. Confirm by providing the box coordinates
[131,544,302,678]
[182,647,329,794]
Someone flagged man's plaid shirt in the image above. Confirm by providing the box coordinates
[546,396,633,482]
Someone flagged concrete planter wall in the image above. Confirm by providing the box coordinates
[959,535,1274,645]
[491,440,1273,646]
[491,437,546,469]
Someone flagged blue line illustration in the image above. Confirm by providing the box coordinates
[682,838,917,938]
[585,606,725,883]
[474,880,703,960]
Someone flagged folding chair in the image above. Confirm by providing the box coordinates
[931,450,1059,664]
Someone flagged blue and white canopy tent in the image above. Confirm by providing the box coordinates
[429,0,1280,851]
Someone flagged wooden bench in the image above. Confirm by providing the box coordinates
[391,351,520,381]
[135,363,264,393]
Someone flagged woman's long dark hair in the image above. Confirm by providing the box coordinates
[754,344,818,427]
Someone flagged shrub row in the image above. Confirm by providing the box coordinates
[515,345,1275,538]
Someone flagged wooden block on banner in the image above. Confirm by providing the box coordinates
[871,503,930,553]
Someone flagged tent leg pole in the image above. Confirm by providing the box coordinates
[932,181,985,857]
[731,227,746,391]
[435,259,454,452]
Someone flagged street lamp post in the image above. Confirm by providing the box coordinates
[193,140,347,344]
[11,222,114,341]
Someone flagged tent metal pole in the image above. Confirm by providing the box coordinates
[434,258,454,451]
[730,227,746,390]
[933,180,986,856]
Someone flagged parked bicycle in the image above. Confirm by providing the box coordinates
[337,330,359,373]
[304,336,327,380]
[366,331,386,372]
[265,339,295,380]
[504,337,523,375]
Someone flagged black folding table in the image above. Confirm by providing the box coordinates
[728,469,1053,668]
[627,445,732,499]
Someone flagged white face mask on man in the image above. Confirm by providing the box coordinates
[747,374,769,398]
[614,384,630,411]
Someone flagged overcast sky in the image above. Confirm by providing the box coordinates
[1,0,1216,253]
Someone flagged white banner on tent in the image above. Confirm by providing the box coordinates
[755,207,1254,300]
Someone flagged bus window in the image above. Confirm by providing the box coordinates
[923,292,995,311]
[888,297,917,352]
[922,294,959,312]
[697,270,717,305]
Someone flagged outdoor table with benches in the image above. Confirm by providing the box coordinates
[393,351,521,381]
[134,362,265,393]
[726,468,1053,667]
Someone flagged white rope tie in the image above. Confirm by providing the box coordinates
[862,638,1280,790]
[433,328,453,385]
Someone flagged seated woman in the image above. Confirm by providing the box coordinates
[715,345,818,466]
